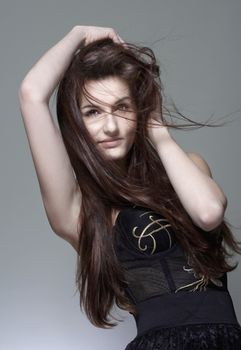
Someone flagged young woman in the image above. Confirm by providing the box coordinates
[18,25,241,349]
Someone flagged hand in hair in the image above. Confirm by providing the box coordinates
[146,95,171,149]
[75,25,125,46]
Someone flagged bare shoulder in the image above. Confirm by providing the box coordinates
[186,151,213,178]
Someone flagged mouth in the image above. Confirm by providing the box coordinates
[99,138,123,148]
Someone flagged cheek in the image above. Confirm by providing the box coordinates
[83,122,99,141]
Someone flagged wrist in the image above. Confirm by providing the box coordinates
[154,136,177,164]
[152,128,173,150]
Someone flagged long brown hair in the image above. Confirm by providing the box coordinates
[55,37,241,328]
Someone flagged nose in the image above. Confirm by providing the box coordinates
[103,112,119,133]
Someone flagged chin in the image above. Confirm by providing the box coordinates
[104,149,127,161]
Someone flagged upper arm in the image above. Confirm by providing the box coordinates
[55,184,82,253]
[187,151,228,220]
[19,95,82,251]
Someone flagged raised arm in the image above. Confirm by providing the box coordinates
[18,27,86,252]
[18,26,124,253]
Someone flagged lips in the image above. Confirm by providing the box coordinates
[99,138,123,148]
[99,138,122,143]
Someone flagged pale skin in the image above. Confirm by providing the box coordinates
[80,77,137,172]
[18,25,227,254]
[18,26,125,253]
[81,76,227,232]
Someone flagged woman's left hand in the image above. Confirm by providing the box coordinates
[146,98,171,149]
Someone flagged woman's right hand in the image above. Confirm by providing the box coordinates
[19,25,125,103]
[74,25,125,46]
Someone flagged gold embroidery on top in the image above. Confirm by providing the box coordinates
[174,270,209,293]
[131,210,172,254]
[174,255,224,293]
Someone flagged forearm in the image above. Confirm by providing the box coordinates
[19,26,82,103]
[156,135,225,229]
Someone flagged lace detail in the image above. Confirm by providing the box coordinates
[125,323,241,350]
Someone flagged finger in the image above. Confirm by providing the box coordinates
[117,35,125,44]
[111,31,125,45]
[117,36,127,48]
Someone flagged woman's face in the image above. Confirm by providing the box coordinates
[80,76,137,169]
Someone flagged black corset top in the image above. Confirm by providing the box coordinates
[112,205,237,335]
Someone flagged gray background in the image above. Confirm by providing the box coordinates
[1,0,241,349]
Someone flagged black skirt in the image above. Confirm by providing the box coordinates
[124,323,241,350]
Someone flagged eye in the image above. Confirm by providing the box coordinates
[84,109,100,117]
[116,104,129,111]
[83,104,130,117]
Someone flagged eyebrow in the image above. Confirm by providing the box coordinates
[81,96,132,109]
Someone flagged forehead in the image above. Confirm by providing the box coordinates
[81,76,131,105]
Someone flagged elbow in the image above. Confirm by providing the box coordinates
[18,81,46,103]
[18,80,34,101]
[18,85,36,104]
[199,201,226,232]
